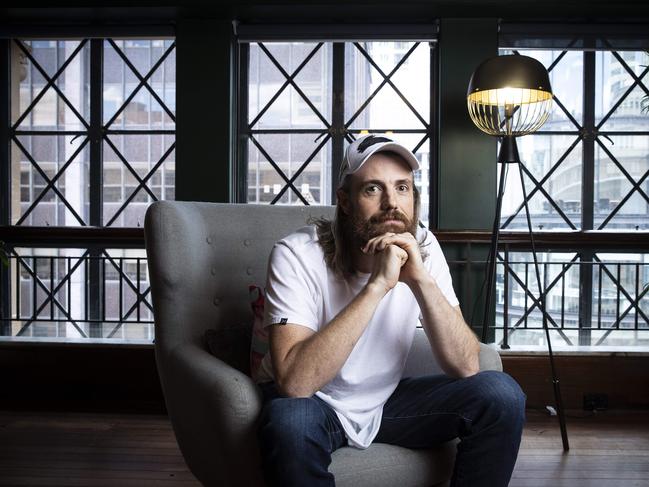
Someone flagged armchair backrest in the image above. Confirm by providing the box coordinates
[144,201,336,354]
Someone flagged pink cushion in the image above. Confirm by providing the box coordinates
[249,285,268,382]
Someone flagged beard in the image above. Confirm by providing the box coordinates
[349,209,418,246]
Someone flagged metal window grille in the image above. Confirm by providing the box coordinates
[237,36,438,226]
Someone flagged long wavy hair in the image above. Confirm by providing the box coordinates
[312,152,426,279]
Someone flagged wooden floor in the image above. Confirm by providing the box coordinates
[511,410,649,487]
[0,409,647,486]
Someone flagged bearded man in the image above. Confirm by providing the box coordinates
[255,135,526,487]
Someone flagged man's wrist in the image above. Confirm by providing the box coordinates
[408,272,442,302]
[406,270,434,290]
[364,279,391,298]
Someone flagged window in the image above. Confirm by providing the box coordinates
[495,26,649,348]
[238,33,436,225]
[3,36,175,341]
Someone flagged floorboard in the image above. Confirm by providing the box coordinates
[0,409,648,486]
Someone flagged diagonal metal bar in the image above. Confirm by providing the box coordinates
[595,144,649,229]
[597,64,649,130]
[14,40,90,130]
[106,321,124,338]
[13,136,88,226]
[103,135,158,201]
[552,94,583,131]
[502,268,577,340]
[13,135,89,221]
[270,133,332,204]
[353,42,428,128]
[14,253,89,337]
[105,142,175,226]
[120,287,152,322]
[519,163,578,229]
[249,43,325,128]
[511,44,573,74]
[498,254,579,343]
[256,43,330,129]
[501,135,582,229]
[345,42,420,129]
[502,162,577,230]
[594,281,649,346]
[595,137,649,205]
[248,135,309,205]
[101,251,154,313]
[595,280,649,345]
[106,286,152,339]
[597,169,649,229]
[594,256,649,324]
[13,39,89,130]
[411,133,429,155]
[107,39,176,124]
[506,254,579,329]
[498,255,575,345]
[546,49,569,73]
[610,50,649,99]
[26,254,89,323]
[105,40,176,129]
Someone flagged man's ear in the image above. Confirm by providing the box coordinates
[336,188,350,215]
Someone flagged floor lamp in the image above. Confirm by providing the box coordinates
[467,54,570,451]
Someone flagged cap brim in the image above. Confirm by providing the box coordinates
[364,142,420,172]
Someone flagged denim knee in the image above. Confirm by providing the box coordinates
[467,370,526,424]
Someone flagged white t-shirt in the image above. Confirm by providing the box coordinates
[258,224,459,449]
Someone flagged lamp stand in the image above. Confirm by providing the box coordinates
[481,135,570,452]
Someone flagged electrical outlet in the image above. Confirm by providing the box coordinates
[583,393,608,411]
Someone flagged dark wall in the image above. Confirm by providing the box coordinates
[175,19,234,203]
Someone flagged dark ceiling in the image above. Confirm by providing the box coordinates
[2,0,649,25]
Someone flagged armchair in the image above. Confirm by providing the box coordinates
[144,201,502,487]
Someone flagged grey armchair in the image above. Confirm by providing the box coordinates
[144,201,502,487]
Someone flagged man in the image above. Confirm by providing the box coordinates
[256,135,526,486]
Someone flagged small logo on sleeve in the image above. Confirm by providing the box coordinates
[279,318,288,325]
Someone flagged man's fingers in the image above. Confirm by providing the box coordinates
[364,232,416,254]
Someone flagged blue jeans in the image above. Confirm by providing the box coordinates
[257,370,526,487]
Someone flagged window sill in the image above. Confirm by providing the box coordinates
[498,344,649,356]
[0,336,154,349]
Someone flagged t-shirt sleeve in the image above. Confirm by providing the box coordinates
[263,241,320,331]
[424,231,460,308]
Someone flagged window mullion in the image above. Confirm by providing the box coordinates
[429,41,439,230]
[579,49,596,345]
[582,50,595,231]
[237,43,249,203]
[90,39,104,226]
[1,39,11,335]
[330,42,345,205]
[88,38,104,337]
[1,40,10,226]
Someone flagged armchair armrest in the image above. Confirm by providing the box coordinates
[478,343,502,372]
[159,344,264,487]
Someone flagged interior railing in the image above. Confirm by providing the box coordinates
[1,227,647,346]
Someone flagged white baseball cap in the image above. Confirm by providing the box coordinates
[339,134,420,185]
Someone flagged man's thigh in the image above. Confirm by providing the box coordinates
[258,381,348,453]
[375,371,521,448]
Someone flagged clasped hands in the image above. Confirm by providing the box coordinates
[362,232,426,293]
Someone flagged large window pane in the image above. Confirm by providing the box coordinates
[244,40,433,225]
[498,49,583,231]
[595,135,649,229]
